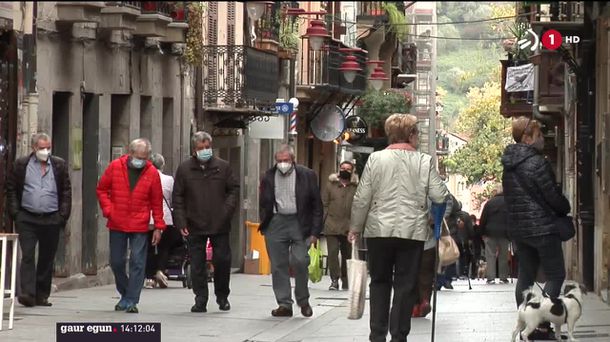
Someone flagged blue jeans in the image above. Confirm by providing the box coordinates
[110,231,149,306]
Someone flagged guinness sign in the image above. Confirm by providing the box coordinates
[344,116,368,142]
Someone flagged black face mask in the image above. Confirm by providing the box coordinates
[339,170,352,180]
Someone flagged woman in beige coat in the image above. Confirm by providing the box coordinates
[349,114,448,342]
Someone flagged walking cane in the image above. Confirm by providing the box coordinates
[430,202,447,342]
[467,262,472,290]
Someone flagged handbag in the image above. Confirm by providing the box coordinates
[347,240,367,320]
[513,172,575,241]
[438,218,460,267]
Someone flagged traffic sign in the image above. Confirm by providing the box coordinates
[275,102,293,115]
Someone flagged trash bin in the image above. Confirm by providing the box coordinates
[245,221,271,275]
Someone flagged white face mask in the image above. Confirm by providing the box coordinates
[36,148,51,162]
[277,162,293,175]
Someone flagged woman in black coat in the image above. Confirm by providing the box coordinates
[501,116,571,339]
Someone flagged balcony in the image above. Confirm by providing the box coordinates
[100,2,141,30]
[134,1,172,37]
[528,1,585,34]
[357,1,404,20]
[202,45,279,109]
[297,39,368,99]
[56,2,106,24]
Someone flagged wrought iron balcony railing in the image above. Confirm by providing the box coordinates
[256,2,280,42]
[106,1,142,10]
[202,45,279,108]
[141,1,171,17]
[298,39,367,95]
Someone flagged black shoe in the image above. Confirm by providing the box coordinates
[218,299,231,311]
[271,306,293,317]
[125,305,139,313]
[443,283,454,290]
[36,298,53,307]
[329,280,339,291]
[300,303,313,317]
[18,295,35,307]
[191,303,207,313]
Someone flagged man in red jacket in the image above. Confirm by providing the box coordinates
[96,138,165,313]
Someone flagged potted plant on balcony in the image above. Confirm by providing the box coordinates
[142,1,157,14]
[170,2,186,22]
[279,18,299,59]
[500,21,535,116]
[383,2,408,42]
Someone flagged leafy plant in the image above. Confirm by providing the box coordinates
[506,21,533,61]
[279,17,300,52]
[185,3,205,65]
[359,90,411,129]
[383,2,409,42]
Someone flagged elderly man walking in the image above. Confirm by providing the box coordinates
[259,144,323,318]
[173,131,240,313]
[96,138,165,313]
[7,133,72,307]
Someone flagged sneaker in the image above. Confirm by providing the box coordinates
[144,279,155,289]
[191,303,207,313]
[125,305,139,314]
[486,279,496,285]
[155,270,169,288]
[329,280,339,291]
[500,278,510,284]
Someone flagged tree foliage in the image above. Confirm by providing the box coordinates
[443,82,512,185]
[359,90,411,129]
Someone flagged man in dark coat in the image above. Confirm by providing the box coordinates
[173,131,240,313]
[259,144,323,318]
[502,116,571,340]
[7,133,71,307]
[479,185,510,284]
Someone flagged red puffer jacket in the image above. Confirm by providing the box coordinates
[96,155,166,232]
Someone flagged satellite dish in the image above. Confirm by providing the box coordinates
[310,104,345,142]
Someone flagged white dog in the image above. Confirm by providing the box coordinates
[511,281,586,342]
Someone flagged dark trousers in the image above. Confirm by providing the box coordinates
[417,247,436,304]
[326,234,351,283]
[514,234,565,307]
[109,231,149,305]
[145,225,182,278]
[187,233,231,305]
[15,210,63,300]
[368,238,424,342]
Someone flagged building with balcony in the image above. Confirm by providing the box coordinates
[0,1,193,279]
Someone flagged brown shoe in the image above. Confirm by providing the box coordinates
[300,303,313,317]
[18,295,35,307]
[271,306,293,317]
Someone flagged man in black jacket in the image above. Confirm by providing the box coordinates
[502,117,571,340]
[6,133,71,307]
[479,185,510,284]
[173,131,240,313]
[259,144,323,318]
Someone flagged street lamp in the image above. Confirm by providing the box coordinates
[246,1,271,21]
[302,20,329,51]
[367,61,388,91]
[338,48,364,84]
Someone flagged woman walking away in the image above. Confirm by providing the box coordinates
[502,116,571,340]
[349,114,449,342]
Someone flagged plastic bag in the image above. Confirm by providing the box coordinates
[347,240,367,319]
[308,243,323,283]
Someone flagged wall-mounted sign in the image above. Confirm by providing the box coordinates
[310,105,345,142]
[344,116,368,142]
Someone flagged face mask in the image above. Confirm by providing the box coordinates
[277,162,293,175]
[196,148,213,162]
[532,136,544,152]
[130,157,146,169]
[339,170,352,180]
[35,148,51,162]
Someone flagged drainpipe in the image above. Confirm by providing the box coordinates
[532,45,555,125]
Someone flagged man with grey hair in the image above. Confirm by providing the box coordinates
[7,133,71,307]
[259,144,323,318]
[97,138,166,313]
[173,131,239,313]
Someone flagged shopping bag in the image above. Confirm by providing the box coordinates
[308,243,323,283]
[438,218,460,267]
[347,240,367,320]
